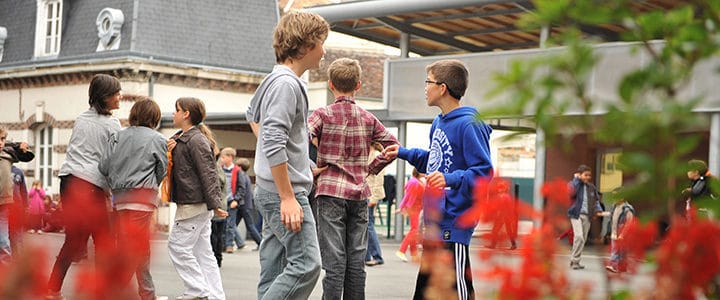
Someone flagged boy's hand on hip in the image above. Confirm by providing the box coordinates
[426,171,446,189]
[281,197,303,232]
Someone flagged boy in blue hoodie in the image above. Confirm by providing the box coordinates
[385,59,493,300]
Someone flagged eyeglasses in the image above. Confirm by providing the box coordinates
[424,80,461,99]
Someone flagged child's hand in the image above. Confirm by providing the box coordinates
[312,165,328,177]
[229,200,238,209]
[19,142,28,152]
[214,208,229,218]
[167,139,177,152]
[383,144,399,160]
[426,171,446,189]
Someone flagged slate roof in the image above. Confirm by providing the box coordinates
[0,0,278,74]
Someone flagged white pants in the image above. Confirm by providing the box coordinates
[168,211,226,300]
[570,214,591,264]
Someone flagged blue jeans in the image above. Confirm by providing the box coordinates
[317,196,368,300]
[0,205,10,263]
[255,187,321,300]
[225,207,245,248]
[365,205,383,263]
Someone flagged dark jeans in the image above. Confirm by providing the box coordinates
[365,205,383,263]
[115,209,155,300]
[317,196,368,300]
[235,205,261,245]
[225,207,244,248]
[48,175,112,294]
[211,219,226,267]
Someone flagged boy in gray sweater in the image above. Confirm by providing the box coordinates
[246,10,329,300]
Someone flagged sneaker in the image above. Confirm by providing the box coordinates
[224,246,234,254]
[605,265,618,273]
[395,251,408,262]
[237,244,246,250]
[509,240,517,250]
[365,259,380,266]
[28,229,35,234]
[570,262,585,270]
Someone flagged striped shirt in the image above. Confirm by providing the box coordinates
[307,96,398,200]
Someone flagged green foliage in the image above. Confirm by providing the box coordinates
[486,0,720,221]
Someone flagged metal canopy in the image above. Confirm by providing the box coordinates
[305,0,685,56]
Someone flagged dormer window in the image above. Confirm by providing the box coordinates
[34,0,63,58]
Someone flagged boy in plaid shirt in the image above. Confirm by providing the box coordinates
[307,57,399,299]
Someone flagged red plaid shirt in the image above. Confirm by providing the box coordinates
[308,96,398,200]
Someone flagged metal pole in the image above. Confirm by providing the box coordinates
[393,121,407,241]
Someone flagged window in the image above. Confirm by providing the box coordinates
[34,0,63,57]
[35,125,53,188]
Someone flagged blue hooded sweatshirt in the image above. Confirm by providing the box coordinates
[398,106,493,245]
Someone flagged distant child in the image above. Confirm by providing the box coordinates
[603,188,634,273]
[395,168,425,262]
[385,59,493,299]
[567,165,604,270]
[41,195,62,233]
[308,57,398,299]
[366,142,387,266]
[48,74,122,300]
[211,159,228,267]
[684,159,717,220]
[167,97,228,300]
[487,178,518,250]
[234,157,262,250]
[99,97,167,299]
[246,10,328,300]
[27,180,46,233]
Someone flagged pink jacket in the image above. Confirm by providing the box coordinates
[27,188,45,215]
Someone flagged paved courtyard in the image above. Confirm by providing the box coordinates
[23,232,654,299]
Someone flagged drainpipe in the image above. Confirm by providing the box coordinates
[710,113,720,175]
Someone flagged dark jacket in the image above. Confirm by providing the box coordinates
[228,165,247,206]
[568,177,603,219]
[689,175,717,202]
[169,127,222,210]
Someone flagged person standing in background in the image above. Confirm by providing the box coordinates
[365,142,386,266]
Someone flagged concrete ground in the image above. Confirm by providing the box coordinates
[23,232,654,299]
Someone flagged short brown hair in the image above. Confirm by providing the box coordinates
[88,74,121,115]
[236,158,251,172]
[129,97,161,128]
[688,159,708,175]
[328,58,361,93]
[0,125,6,136]
[426,59,468,100]
[273,11,329,63]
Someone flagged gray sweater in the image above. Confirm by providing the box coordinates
[59,108,122,190]
[99,126,168,207]
[246,65,313,194]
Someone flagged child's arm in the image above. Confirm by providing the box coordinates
[367,119,399,175]
[384,145,429,174]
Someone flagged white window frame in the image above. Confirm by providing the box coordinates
[34,0,63,58]
[35,124,53,188]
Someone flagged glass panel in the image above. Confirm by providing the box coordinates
[55,2,61,18]
[47,3,53,19]
[46,21,52,36]
[598,151,623,194]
